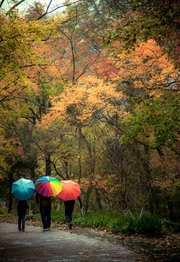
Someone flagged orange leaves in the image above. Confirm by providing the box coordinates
[149,90,162,98]
[42,76,124,125]
[110,39,178,91]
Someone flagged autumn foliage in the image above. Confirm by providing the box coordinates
[0,0,179,221]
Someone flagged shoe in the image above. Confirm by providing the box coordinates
[22,228,25,232]
[43,228,49,231]
[18,229,21,231]
[68,222,72,230]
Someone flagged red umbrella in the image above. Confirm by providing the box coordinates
[57,180,81,201]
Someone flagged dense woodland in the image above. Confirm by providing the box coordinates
[0,0,179,222]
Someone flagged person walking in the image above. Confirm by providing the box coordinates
[17,200,29,232]
[36,192,52,231]
[64,200,75,230]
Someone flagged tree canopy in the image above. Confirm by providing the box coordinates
[0,0,179,220]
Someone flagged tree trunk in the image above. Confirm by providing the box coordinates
[84,183,92,213]
[64,161,70,179]
[77,196,83,214]
[166,193,176,221]
[45,154,51,176]
[141,145,154,212]
[95,188,102,210]
[8,168,14,213]
[78,126,82,184]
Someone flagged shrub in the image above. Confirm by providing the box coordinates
[26,212,41,221]
[162,220,180,234]
[74,212,113,228]
[51,210,66,222]
[110,213,165,236]
[136,214,163,236]
[110,213,137,234]
[0,206,8,215]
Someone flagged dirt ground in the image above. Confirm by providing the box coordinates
[0,222,141,262]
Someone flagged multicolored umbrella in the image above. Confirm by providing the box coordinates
[35,176,62,197]
[57,180,81,201]
[11,178,35,200]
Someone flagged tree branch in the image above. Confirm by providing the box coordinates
[0,0,5,8]
[37,0,83,20]
[6,0,26,15]
[75,52,100,82]
[50,160,65,180]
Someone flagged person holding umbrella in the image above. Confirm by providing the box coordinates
[57,180,81,230]
[36,192,52,231]
[11,178,35,232]
[35,176,62,231]
[64,200,75,230]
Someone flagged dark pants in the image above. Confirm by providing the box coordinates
[40,206,51,229]
[65,213,72,223]
[65,206,74,223]
[18,211,26,230]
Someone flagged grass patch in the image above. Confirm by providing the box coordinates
[51,209,66,223]
[73,212,112,228]
[162,220,180,234]
[1,209,179,237]
[110,213,137,234]
[72,212,180,237]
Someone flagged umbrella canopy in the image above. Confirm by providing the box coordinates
[57,180,81,201]
[11,178,35,200]
[35,176,62,197]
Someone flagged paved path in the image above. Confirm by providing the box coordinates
[0,223,137,262]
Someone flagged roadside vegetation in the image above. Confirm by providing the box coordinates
[1,206,179,237]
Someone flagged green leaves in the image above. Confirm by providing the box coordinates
[120,92,180,150]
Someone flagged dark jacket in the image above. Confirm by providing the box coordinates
[36,192,51,207]
[64,200,75,208]
[17,200,29,214]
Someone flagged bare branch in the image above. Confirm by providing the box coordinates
[0,85,24,104]
[0,0,5,8]
[20,64,48,69]
[75,52,100,82]
[33,139,44,153]
[49,140,64,155]
[6,0,26,15]
[70,39,76,83]
[37,0,83,20]
[51,160,65,180]
[46,0,53,12]
[1,96,40,106]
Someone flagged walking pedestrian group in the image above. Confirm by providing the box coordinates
[16,195,76,232]
[11,177,80,232]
